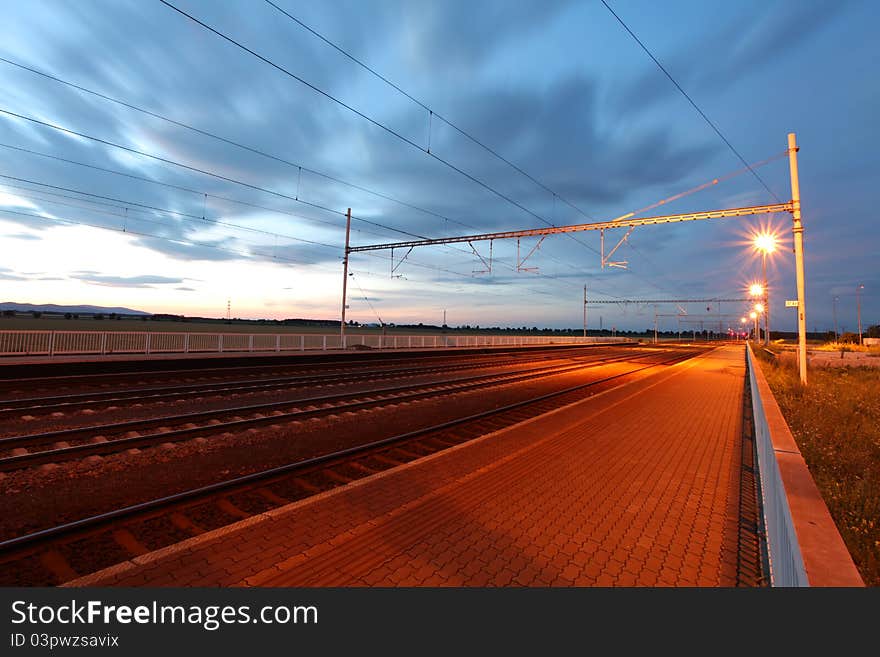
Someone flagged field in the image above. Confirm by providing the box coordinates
[755,348,880,585]
[0,316,514,336]
[0,315,653,338]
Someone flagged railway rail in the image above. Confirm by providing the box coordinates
[0,343,624,392]
[0,346,639,417]
[0,350,664,470]
[0,346,700,586]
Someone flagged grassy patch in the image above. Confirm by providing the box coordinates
[813,342,880,356]
[754,349,880,585]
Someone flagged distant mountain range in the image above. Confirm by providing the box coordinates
[0,302,149,315]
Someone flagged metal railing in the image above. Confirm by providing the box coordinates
[0,330,630,358]
[746,343,808,586]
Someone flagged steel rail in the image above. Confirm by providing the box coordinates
[0,351,667,469]
[0,346,636,415]
[0,348,699,553]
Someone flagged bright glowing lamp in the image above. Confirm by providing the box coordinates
[754,233,777,254]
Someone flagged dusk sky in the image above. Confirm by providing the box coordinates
[0,0,877,333]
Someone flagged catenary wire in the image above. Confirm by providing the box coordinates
[599,0,782,202]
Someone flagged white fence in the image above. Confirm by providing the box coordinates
[745,344,808,586]
[0,330,629,358]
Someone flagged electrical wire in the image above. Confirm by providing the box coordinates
[0,135,606,296]
[0,56,608,288]
[600,0,782,202]
[0,173,338,249]
[0,55,475,231]
[157,0,605,259]
[263,0,598,222]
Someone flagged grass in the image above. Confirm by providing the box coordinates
[0,317,497,335]
[812,342,880,356]
[754,349,880,585]
[0,316,623,337]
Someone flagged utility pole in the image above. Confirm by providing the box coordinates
[857,283,864,345]
[443,309,446,328]
[583,285,587,338]
[788,133,808,385]
[653,305,658,344]
[833,295,839,341]
[340,207,351,347]
[761,250,770,346]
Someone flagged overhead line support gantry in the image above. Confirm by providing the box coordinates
[340,134,808,384]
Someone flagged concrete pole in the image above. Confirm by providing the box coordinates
[788,133,807,385]
[340,207,351,347]
[857,284,864,345]
[762,252,770,346]
[583,284,587,338]
[833,296,839,340]
[653,305,658,344]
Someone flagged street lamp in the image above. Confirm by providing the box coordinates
[750,311,758,340]
[740,317,747,341]
[754,233,777,346]
[857,284,865,345]
[749,283,764,342]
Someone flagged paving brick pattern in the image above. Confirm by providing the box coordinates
[73,346,747,587]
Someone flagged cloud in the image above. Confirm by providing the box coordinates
[3,232,42,240]
[72,273,185,288]
[0,0,874,330]
[613,1,849,116]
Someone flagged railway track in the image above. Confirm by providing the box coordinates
[0,350,662,470]
[0,343,615,394]
[0,347,700,586]
[0,347,639,417]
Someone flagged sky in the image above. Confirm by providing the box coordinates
[0,0,877,333]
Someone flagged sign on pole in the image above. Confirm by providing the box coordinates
[785,300,799,308]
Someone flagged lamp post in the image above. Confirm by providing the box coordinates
[750,311,758,340]
[857,284,865,345]
[754,233,776,345]
[749,283,764,342]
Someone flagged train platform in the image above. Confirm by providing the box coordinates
[68,345,756,587]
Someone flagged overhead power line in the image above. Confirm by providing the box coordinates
[0,147,601,297]
[263,0,598,222]
[0,108,435,243]
[0,173,339,249]
[0,129,603,295]
[589,298,749,304]
[0,206,320,268]
[599,0,781,202]
[0,55,475,232]
[0,141,397,241]
[159,0,724,301]
[0,54,645,292]
[157,0,604,259]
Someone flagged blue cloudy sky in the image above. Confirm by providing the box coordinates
[0,0,877,332]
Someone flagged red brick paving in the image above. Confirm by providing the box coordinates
[70,346,747,587]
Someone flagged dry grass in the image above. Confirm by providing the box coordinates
[813,342,880,356]
[0,317,519,336]
[755,349,880,585]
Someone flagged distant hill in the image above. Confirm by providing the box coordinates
[0,302,149,315]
